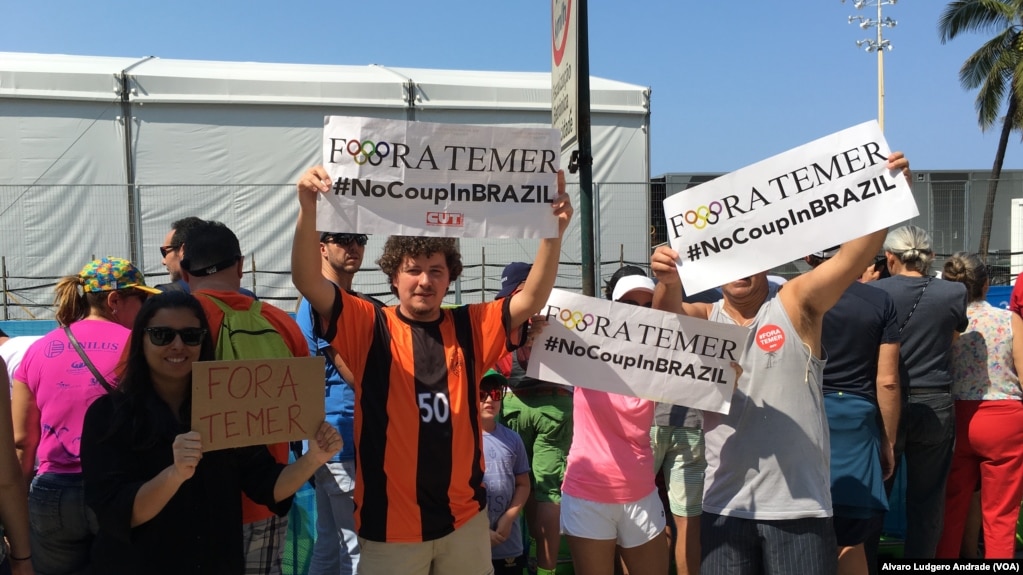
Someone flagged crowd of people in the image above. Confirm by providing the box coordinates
[2,150,1023,575]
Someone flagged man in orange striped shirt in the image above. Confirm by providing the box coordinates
[293,166,572,574]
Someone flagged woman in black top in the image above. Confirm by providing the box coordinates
[80,291,340,575]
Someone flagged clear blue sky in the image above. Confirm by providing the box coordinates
[2,0,1015,176]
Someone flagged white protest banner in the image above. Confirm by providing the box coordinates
[191,356,326,452]
[662,121,918,295]
[320,116,560,238]
[526,289,749,414]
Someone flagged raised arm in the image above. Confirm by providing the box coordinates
[650,245,711,319]
[292,166,338,318]
[507,171,574,329]
[782,152,911,322]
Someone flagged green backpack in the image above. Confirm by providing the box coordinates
[205,296,293,360]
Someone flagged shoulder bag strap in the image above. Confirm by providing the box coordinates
[63,325,115,393]
[898,276,932,335]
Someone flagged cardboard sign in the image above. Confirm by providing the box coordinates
[526,289,749,414]
[319,116,561,238]
[662,121,919,294]
[191,356,326,452]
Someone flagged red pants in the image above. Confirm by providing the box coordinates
[936,400,1023,559]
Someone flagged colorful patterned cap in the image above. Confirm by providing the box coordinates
[78,257,161,294]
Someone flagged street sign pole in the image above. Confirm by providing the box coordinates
[552,0,595,295]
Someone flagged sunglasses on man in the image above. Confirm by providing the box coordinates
[323,233,368,247]
[145,327,207,347]
[159,244,180,258]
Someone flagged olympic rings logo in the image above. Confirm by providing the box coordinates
[343,138,391,166]
[683,201,723,229]
[559,309,594,331]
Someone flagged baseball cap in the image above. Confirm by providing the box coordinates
[481,368,508,389]
[496,262,532,299]
[180,221,243,277]
[812,246,841,259]
[79,257,161,294]
[612,275,655,302]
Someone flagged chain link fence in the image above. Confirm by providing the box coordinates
[0,181,654,321]
[5,174,1023,321]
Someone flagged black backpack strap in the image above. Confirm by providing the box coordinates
[64,325,115,393]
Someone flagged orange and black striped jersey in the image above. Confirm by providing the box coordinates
[322,286,520,543]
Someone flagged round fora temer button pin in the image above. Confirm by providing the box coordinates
[755,324,785,353]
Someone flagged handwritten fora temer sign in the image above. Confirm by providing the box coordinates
[191,357,326,452]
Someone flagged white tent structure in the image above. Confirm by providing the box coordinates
[0,52,650,318]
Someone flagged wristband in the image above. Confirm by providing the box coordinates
[9,553,31,561]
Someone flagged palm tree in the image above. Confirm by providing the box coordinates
[939,0,1023,260]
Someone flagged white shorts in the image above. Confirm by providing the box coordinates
[560,489,666,548]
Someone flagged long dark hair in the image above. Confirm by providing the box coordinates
[105,291,215,449]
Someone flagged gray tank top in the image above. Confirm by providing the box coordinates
[704,287,832,519]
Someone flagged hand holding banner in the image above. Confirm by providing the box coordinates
[662,121,918,294]
[526,289,749,414]
[320,116,561,238]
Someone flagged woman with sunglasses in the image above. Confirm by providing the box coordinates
[11,257,158,575]
[79,291,341,575]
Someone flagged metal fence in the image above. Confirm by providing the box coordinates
[920,175,1023,285]
[6,174,1023,320]
[0,181,655,320]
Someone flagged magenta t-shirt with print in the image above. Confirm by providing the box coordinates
[15,319,129,474]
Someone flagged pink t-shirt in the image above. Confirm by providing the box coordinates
[562,387,655,503]
[14,319,129,474]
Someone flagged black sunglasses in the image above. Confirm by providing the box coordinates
[159,244,180,257]
[323,234,368,247]
[145,326,207,347]
[479,388,503,402]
